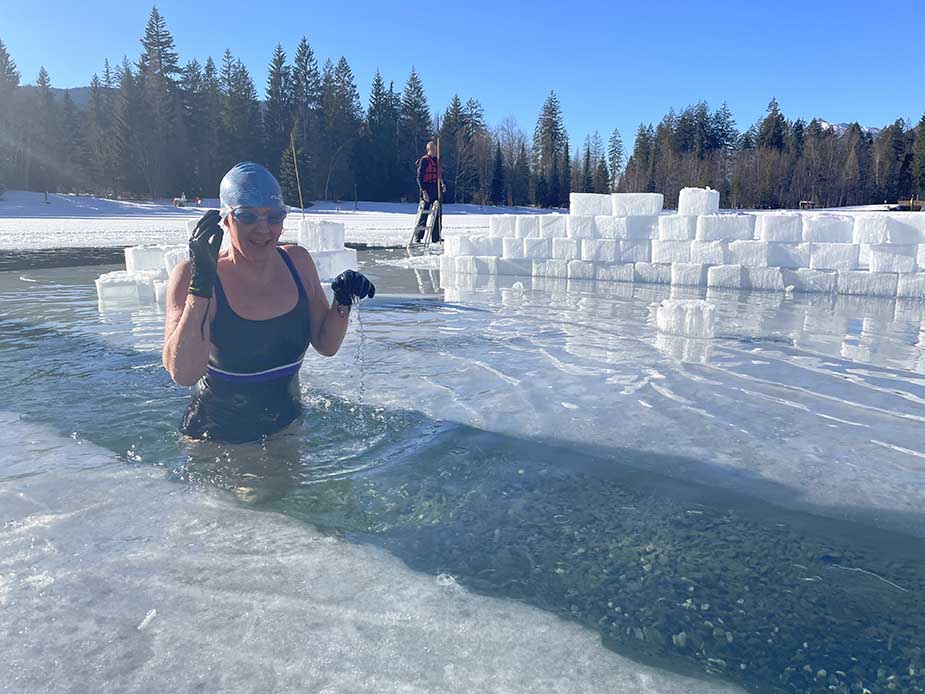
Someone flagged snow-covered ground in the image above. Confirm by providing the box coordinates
[0,191,555,250]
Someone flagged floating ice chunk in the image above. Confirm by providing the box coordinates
[566,259,595,280]
[670,263,709,286]
[696,214,756,241]
[726,240,769,267]
[781,268,837,294]
[496,258,532,277]
[767,242,810,269]
[532,259,568,278]
[801,214,854,242]
[755,213,802,242]
[678,187,720,216]
[311,248,357,281]
[868,245,917,274]
[810,243,859,271]
[633,262,671,284]
[744,267,785,291]
[656,299,715,338]
[124,245,167,274]
[566,216,596,239]
[523,238,551,259]
[298,219,345,251]
[897,273,925,299]
[489,215,516,238]
[853,214,920,245]
[569,193,613,217]
[651,240,691,264]
[580,239,617,263]
[502,237,524,259]
[95,270,156,304]
[837,271,899,297]
[689,240,727,265]
[594,263,634,283]
[657,215,697,241]
[611,193,663,216]
[515,216,539,239]
[707,264,745,289]
[538,214,566,239]
[552,238,580,261]
[615,241,651,263]
[444,236,473,257]
[137,609,157,631]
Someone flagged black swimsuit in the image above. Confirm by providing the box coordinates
[181,248,311,443]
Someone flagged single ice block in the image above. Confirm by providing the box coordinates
[523,237,552,259]
[781,268,837,294]
[566,216,596,239]
[853,214,919,245]
[897,273,925,299]
[657,215,697,241]
[298,219,345,251]
[651,240,691,264]
[755,213,802,242]
[444,236,473,257]
[533,259,568,278]
[689,240,727,265]
[615,240,652,263]
[311,248,357,280]
[594,263,634,283]
[569,193,613,217]
[678,188,720,216]
[744,267,785,291]
[474,256,498,274]
[836,271,898,297]
[633,262,671,284]
[801,214,854,243]
[611,193,663,216]
[810,243,859,271]
[767,242,810,269]
[455,256,478,275]
[707,264,745,289]
[726,240,770,267]
[124,245,167,274]
[868,244,916,274]
[496,258,532,277]
[671,263,709,286]
[656,299,716,338]
[696,214,756,241]
[538,214,566,239]
[489,215,516,238]
[566,259,595,280]
[502,237,524,259]
[594,216,616,239]
[552,237,580,261]
[163,245,190,276]
[580,239,618,263]
[515,215,540,239]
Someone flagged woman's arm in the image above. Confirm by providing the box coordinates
[283,245,351,357]
[162,261,216,385]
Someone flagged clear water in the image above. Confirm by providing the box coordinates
[2,249,925,693]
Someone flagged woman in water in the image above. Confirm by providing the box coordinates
[162,162,375,443]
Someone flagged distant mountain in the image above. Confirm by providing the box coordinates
[816,119,881,138]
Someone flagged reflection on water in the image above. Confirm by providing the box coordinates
[2,258,925,692]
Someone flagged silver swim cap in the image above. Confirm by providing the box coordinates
[219,161,285,211]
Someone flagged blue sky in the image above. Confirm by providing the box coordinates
[5,0,923,150]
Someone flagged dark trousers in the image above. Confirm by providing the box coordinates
[414,184,442,242]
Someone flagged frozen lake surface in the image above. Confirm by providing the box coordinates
[2,239,925,691]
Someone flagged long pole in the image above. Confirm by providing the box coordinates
[436,136,441,242]
[290,131,305,218]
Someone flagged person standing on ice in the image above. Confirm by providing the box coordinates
[412,140,445,243]
[162,162,375,443]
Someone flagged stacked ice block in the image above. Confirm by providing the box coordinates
[96,242,188,307]
[441,188,925,300]
[297,219,357,281]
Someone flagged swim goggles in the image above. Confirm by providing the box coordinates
[228,207,288,225]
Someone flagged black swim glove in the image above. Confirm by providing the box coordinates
[188,210,224,298]
[331,269,375,306]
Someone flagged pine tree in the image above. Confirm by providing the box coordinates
[29,67,60,191]
[581,143,593,192]
[356,70,399,201]
[490,142,505,205]
[398,68,432,200]
[511,142,531,206]
[278,125,310,207]
[137,7,180,81]
[559,139,571,207]
[263,44,292,176]
[911,113,925,199]
[548,153,560,208]
[59,91,93,191]
[290,37,321,197]
[0,39,21,189]
[757,98,787,151]
[607,128,624,191]
[532,91,565,187]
